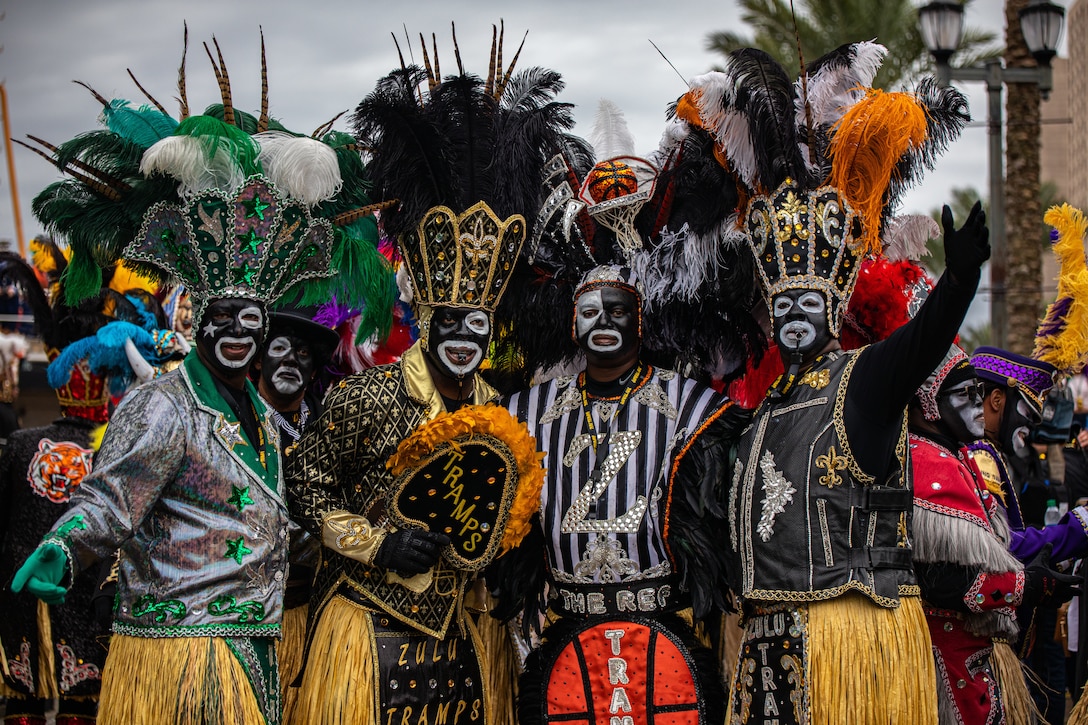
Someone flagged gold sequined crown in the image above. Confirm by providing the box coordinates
[746,179,863,336]
[400,202,525,313]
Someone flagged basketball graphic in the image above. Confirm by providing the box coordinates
[586,160,639,203]
[543,619,702,724]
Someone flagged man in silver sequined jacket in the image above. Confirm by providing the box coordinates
[13,297,291,725]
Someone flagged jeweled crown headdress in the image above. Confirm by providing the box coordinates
[747,182,862,335]
[352,23,584,331]
[677,42,969,336]
[399,202,524,313]
[24,26,393,338]
[128,176,336,321]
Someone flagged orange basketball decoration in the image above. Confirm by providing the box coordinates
[543,619,702,724]
[586,160,638,202]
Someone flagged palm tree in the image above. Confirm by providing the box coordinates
[706,0,998,89]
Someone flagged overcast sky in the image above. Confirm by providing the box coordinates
[0,0,1060,331]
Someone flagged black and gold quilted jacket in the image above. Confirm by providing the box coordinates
[286,342,498,638]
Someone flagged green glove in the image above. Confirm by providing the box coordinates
[12,543,69,604]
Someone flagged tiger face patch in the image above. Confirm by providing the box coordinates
[28,438,94,503]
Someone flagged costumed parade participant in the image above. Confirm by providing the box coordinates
[0,250,116,725]
[10,27,389,725]
[910,346,1075,725]
[968,204,1088,724]
[285,26,556,725]
[256,307,338,457]
[488,84,765,721]
[253,306,338,713]
[499,264,743,725]
[677,42,982,722]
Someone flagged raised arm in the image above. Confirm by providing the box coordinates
[853,202,990,421]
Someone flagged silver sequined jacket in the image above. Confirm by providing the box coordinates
[42,354,291,639]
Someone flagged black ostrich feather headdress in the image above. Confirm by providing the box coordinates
[352,23,591,347]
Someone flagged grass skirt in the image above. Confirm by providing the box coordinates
[729,594,938,725]
[96,634,267,725]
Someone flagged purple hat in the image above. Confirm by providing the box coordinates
[970,346,1056,416]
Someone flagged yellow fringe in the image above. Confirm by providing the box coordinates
[990,640,1043,725]
[806,594,937,725]
[279,604,309,719]
[36,600,58,700]
[97,634,266,725]
[1069,686,1088,725]
[828,90,928,257]
[108,262,161,296]
[720,612,745,677]
[286,595,377,725]
[1034,203,1088,375]
[469,602,517,725]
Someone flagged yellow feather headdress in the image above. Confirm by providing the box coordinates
[1033,204,1088,376]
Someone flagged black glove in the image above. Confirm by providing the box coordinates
[374,528,450,576]
[941,200,990,282]
[1021,543,1080,608]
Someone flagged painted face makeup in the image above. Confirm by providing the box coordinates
[574,287,639,359]
[426,307,491,378]
[771,290,833,356]
[937,379,986,443]
[1004,396,1042,460]
[197,298,265,378]
[260,334,315,397]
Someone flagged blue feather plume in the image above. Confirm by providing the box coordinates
[101,100,179,149]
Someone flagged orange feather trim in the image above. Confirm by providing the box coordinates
[386,403,545,553]
[828,89,927,257]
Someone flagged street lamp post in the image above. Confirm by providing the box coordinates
[918,0,1065,351]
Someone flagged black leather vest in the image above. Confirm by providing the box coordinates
[727,350,917,608]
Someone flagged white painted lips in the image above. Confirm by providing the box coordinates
[779,321,816,350]
[215,336,257,369]
[587,331,623,353]
[437,341,483,375]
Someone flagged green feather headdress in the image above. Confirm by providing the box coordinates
[23,25,394,340]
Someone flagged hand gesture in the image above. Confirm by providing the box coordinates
[11,543,70,604]
[374,527,451,576]
[942,200,990,282]
[1022,543,1080,607]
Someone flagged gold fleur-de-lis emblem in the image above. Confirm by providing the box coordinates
[326,516,372,550]
[815,445,848,488]
[800,369,831,389]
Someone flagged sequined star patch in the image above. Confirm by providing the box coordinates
[216,415,247,450]
[224,536,252,565]
[228,484,255,512]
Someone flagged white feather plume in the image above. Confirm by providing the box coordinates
[648,116,690,170]
[795,41,887,133]
[140,135,245,196]
[254,131,342,207]
[690,72,759,189]
[589,99,636,160]
[396,264,414,305]
[884,214,940,262]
